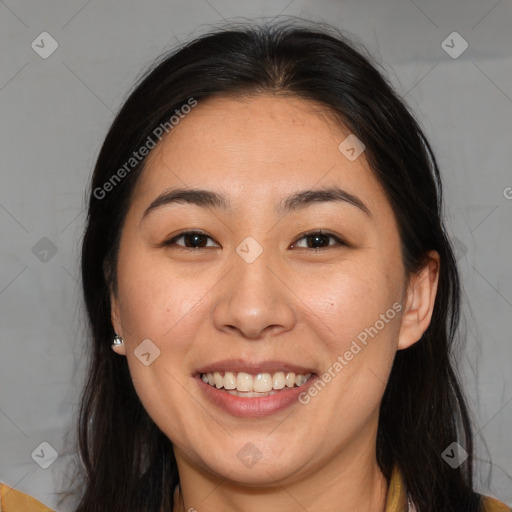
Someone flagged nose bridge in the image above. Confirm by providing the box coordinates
[232,234,278,309]
[212,234,296,339]
[234,235,273,295]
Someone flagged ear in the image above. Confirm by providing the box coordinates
[110,291,127,356]
[398,251,440,350]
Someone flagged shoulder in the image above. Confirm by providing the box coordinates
[0,483,54,512]
[481,494,512,512]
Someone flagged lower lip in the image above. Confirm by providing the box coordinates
[196,375,316,418]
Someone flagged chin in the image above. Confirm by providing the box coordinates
[191,440,312,486]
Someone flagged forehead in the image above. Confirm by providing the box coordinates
[149,94,348,161]
[133,94,384,214]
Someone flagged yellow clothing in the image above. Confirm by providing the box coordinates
[385,466,512,512]
[1,469,510,511]
[0,484,53,512]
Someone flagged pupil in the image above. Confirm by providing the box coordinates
[309,234,328,248]
[187,234,205,247]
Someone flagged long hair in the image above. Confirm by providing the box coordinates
[77,19,481,511]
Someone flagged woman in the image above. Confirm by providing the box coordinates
[61,20,510,512]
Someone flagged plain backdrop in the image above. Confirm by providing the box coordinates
[0,0,511,510]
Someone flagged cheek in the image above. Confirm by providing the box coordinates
[116,251,207,343]
[294,255,403,351]
[298,260,402,422]
[115,260,199,437]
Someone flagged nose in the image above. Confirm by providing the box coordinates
[212,243,297,340]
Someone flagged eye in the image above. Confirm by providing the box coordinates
[291,230,347,250]
[163,229,347,250]
[163,230,220,249]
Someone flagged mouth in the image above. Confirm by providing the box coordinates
[195,361,318,417]
[200,371,314,397]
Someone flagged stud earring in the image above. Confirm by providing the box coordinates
[112,334,124,346]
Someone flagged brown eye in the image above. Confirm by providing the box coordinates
[291,230,346,249]
[164,231,219,249]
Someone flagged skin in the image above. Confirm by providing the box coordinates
[110,94,439,512]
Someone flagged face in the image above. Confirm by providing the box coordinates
[110,94,438,489]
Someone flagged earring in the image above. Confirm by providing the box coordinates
[112,334,124,346]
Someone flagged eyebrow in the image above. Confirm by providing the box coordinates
[141,185,371,219]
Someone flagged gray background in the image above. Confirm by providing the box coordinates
[1,0,511,510]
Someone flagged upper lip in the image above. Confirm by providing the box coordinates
[195,359,317,376]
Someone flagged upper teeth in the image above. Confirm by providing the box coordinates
[201,371,312,392]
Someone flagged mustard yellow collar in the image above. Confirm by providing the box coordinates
[385,465,410,512]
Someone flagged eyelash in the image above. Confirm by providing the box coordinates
[162,230,347,250]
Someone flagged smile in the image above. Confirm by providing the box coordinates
[200,371,313,396]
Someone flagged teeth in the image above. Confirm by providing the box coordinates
[253,373,273,392]
[214,372,223,389]
[201,371,312,393]
[224,371,236,390]
[285,372,296,387]
[273,371,285,390]
[236,372,253,392]
[225,389,279,397]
